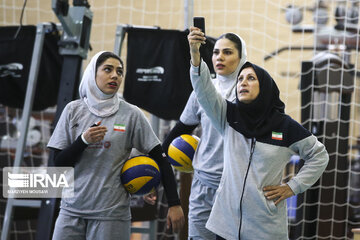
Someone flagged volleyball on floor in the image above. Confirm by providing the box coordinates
[167,134,199,173]
[120,156,161,195]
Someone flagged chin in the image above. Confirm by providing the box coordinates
[238,98,250,103]
[103,89,118,95]
[217,70,230,75]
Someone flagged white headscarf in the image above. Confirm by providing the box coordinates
[79,51,120,117]
[214,34,247,101]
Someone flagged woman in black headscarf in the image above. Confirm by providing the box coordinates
[187,27,329,240]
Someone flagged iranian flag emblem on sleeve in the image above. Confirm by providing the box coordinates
[272,131,283,140]
[114,124,126,132]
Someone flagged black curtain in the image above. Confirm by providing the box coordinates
[124,28,215,120]
[0,25,63,111]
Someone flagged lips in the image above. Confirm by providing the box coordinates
[216,64,225,69]
[239,89,248,94]
[108,82,118,87]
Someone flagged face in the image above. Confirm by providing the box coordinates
[237,67,260,103]
[212,38,240,76]
[95,57,123,95]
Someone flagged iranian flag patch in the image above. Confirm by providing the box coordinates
[272,131,283,140]
[114,124,126,132]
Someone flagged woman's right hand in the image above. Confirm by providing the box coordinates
[143,191,157,205]
[83,125,107,144]
[188,27,206,67]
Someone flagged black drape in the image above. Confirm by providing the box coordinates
[124,28,215,120]
[0,25,63,111]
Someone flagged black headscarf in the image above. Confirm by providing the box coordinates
[226,62,286,138]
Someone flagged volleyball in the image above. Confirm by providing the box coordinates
[167,134,199,173]
[120,156,161,195]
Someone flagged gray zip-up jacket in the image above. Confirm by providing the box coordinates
[190,60,329,240]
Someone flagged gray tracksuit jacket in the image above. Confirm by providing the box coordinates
[190,60,329,240]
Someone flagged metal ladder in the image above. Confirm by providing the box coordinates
[1,23,54,240]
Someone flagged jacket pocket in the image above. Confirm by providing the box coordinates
[266,198,278,214]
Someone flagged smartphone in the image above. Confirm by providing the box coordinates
[193,17,205,35]
[90,121,101,127]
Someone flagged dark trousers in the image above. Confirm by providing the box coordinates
[216,235,226,240]
[191,235,226,240]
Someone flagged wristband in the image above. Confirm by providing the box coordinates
[81,132,90,145]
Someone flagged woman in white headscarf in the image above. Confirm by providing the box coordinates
[158,33,247,240]
[48,51,184,240]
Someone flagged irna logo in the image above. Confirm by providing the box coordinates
[8,172,69,188]
[3,167,74,198]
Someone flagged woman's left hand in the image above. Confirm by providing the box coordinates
[263,184,294,205]
[167,205,185,233]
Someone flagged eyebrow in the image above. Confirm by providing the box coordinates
[213,47,234,51]
[239,73,256,78]
[103,64,123,69]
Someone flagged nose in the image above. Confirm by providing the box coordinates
[217,52,224,61]
[111,70,118,79]
[240,79,248,86]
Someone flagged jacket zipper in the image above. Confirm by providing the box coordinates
[238,138,256,239]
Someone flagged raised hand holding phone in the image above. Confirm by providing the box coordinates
[189,17,206,66]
